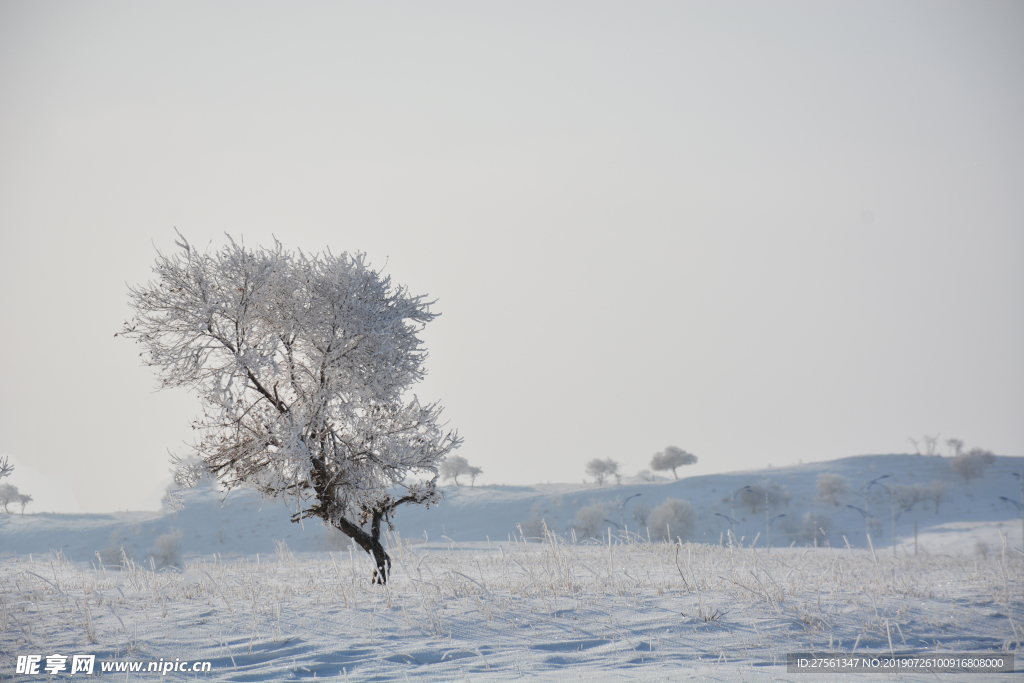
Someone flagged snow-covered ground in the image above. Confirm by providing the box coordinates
[2,454,1022,681]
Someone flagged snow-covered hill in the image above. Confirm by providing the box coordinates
[3,454,1022,562]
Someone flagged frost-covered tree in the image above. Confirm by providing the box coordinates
[650,446,697,479]
[631,501,651,526]
[122,234,461,583]
[737,481,791,513]
[0,456,12,480]
[927,480,949,514]
[895,482,929,512]
[16,493,32,514]
[573,502,612,538]
[585,458,620,486]
[816,473,850,507]
[951,448,995,483]
[439,455,482,486]
[647,498,696,541]
[0,483,23,514]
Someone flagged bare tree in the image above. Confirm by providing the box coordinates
[816,473,850,507]
[0,456,12,480]
[122,234,460,583]
[650,446,697,480]
[945,438,964,457]
[585,458,620,486]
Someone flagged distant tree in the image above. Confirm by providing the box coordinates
[16,493,32,514]
[0,456,12,480]
[585,458,620,486]
[910,434,941,456]
[951,448,996,483]
[946,438,964,457]
[440,456,482,486]
[927,480,949,514]
[631,501,651,526]
[650,446,697,479]
[0,483,21,513]
[816,473,850,507]
[648,498,696,541]
[573,502,611,538]
[737,481,791,513]
[895,483,929,512]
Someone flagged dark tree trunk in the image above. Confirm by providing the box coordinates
[331,512,392,584]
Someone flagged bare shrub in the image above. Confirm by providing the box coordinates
[816,473,850,507]
[951,448,996,482]
[647,498,696,541]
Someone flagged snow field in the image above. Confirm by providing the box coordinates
[2,530,1021,682]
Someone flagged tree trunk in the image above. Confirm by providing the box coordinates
[331,513,392,584]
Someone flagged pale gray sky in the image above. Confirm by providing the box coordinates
[1,1,1022,513]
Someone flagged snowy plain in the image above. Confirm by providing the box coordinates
[1,454,1022,681]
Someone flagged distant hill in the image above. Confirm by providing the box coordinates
[2,454,1021,562]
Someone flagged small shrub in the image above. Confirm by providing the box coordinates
[799,511,833,545]
[152,530,183,567]
[647,498,696,541]
[98,530,128,567]
[816,473,850,507]
[631,501,651,526]
[573,502,611,538]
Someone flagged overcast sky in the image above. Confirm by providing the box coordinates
[1,1,1021,514]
